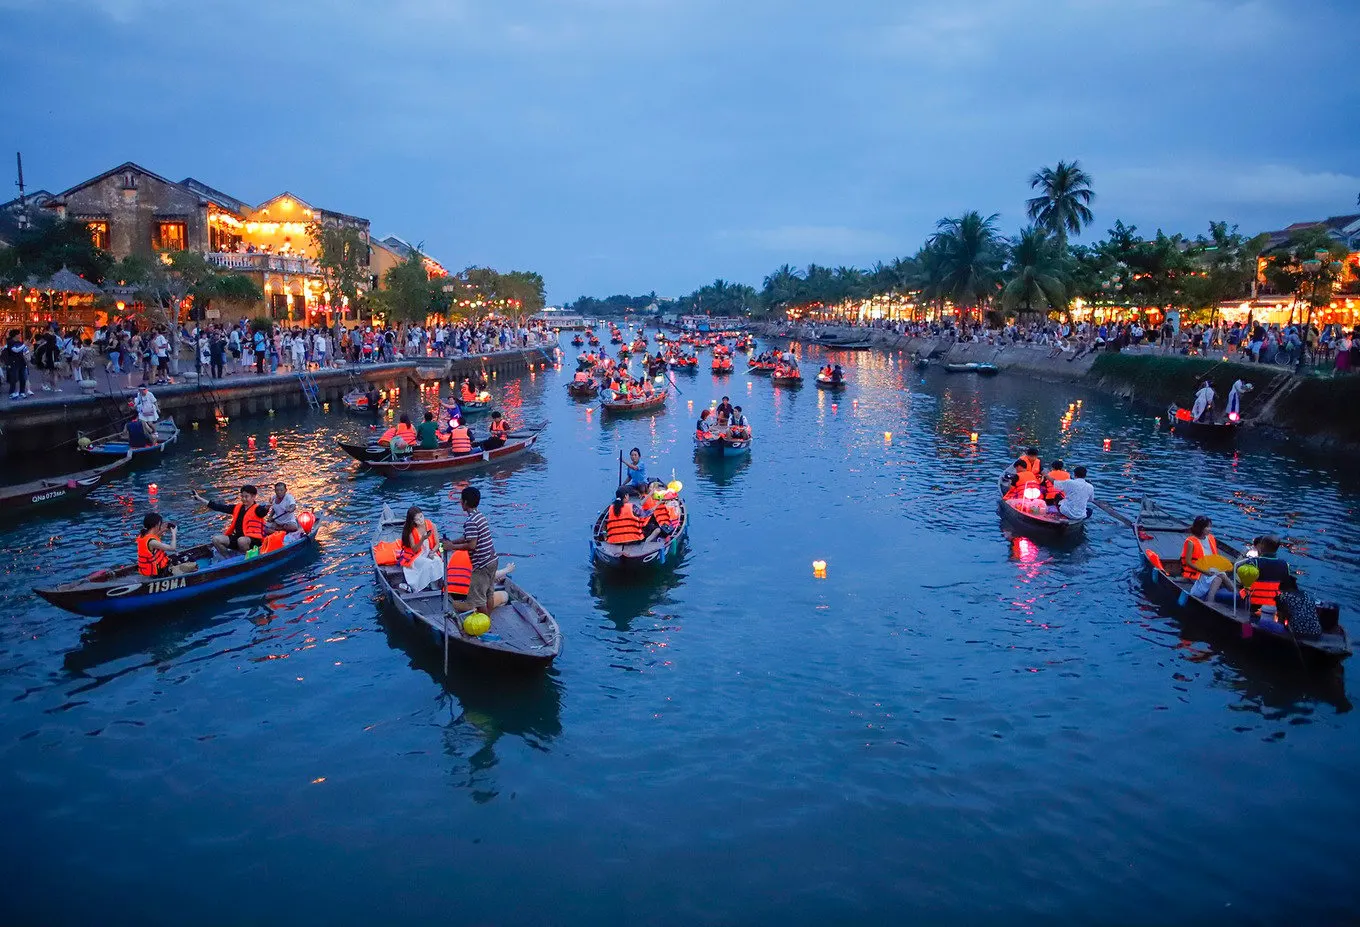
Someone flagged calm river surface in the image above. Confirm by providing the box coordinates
[3,335,1358,925]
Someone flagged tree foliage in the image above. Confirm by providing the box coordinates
[0,216,114,286]
[308,222,369,303]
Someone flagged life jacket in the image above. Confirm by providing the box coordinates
[1241,560,1281,608]
[650,500,673,528]
[604,504,644,544]
[137,534,170,577]
[1181,533,1218,579]
[230,502,266,539]
[381,423,416,447]
[1021,455,1042,475]
[258,531,286,555]
[445,549,473,596]
[489,419,509,437]
[449,426,473,454]
[1047,469,1070,481]
[398,519,436,568]
[461,386,476,401]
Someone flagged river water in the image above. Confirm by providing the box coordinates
[2,335,1357,925]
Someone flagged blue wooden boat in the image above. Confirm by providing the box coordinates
[34,518,321,618]
[82,419,180,460]
[0,452,132,518]
[694,430,751,457]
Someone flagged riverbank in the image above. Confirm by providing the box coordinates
[769,324,1360,451]
[0,345,558,459]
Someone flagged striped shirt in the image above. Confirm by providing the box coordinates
[463,510,497,569]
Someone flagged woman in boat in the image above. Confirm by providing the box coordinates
[137,513,195,578]
[1182,515,1230,602]
[623,448,647,491]
[696,409,714,441]
[603,488,645,546]
[1274,575,1323,640]
[639,482,675,539]
[378,414,417,451]
[398,505,443,593]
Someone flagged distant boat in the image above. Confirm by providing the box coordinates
[943,362,999,375]
[814,332,874,349]
[1166,404,1238,445]
[0,452,131,518]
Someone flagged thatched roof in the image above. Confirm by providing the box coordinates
[26,266,104,295]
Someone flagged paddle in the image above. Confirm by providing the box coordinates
[666,370,685,396]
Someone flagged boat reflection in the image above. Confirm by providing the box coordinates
[589,565,687,631]
[377,608,564,803]
[693,450,751,488]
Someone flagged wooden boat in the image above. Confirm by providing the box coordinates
[997,490,1089,539]
[771,370,804,387]
[34,517,321,619]
[591,497,689,569]
[0,452,132,518]
[571,336,584,346]
[83,419,180,459]
[747,359,776,374]
[814,334,874,350]
[600,389,667,414]
[944,362,999,375]
[371,510,560,665]
[342,389,386,414]
[1166,404,1239,445]
[712,358,734,374]
[814,373,847,389]
[1134,498,1350,660]
[337,429,540,477]
[566,378,599,398]
[694,428,751,457]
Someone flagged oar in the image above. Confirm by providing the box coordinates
[1092,499,1134,528]
[496,550,537,558]
[666,370,685,396]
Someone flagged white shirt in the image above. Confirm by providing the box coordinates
[134,390,160,422]
[313,333,328,353]
[268,492,298,528]
[1053,478,1094,520]
[152,334,169,358]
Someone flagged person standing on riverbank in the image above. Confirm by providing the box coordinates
[4,329,32,399]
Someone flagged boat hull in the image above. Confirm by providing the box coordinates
[0,453,131,517]
[34,527,319,618]
[337,435,537,477]
[997,497,1088,539]
[591,502,689,570]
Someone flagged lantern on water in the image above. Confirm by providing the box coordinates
[297,511,316,534]
[247,436,256,449]
[812,559,827,577]
[970,432,978,443]
[1103,438,1112,450]
[1228,412,1240,422]
[147,483,158,497]
[269,436,278,448]
[1236,563,1260,588]
[884,431,892,442]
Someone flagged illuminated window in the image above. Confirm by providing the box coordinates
[87,220,109,250]
[153,221,187,251]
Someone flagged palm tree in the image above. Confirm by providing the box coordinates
[1026,160,1095,243]
[760,264,803,316]
[1001,226,1069,319]
[929,211,1006,318]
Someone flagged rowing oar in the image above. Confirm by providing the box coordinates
[1093,499,1133,528]
[666,371,685,396]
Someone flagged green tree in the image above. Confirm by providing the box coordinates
[372,252,438,323]
[1261,227,1349,326]
[0,216,113,286]
[929,211,1006,316]
[1182,222,1269,322]
[760,264,803,316]
[1001,227,1069,319]
[308,222,369,307]
[1026,160,1095,244]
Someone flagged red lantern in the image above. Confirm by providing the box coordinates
[297,511,316,534]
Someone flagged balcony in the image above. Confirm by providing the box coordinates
[206,252,320,276]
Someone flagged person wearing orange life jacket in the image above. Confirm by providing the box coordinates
[447,418,474,454]
[603,487,645,545]
[136,512,181,577]
[1002,459,1040,500]
[1241,534,1290,610]
[638,482,676,538]
[1180,515,1219,580]
[1021,447,1042,477]
[378,414,418,452]
[695,408,714,442]
[481,412,510,450]
[460,379,478,403]
[396,505,443,591]
[1043,459,1070,503]
[194,484,269,554]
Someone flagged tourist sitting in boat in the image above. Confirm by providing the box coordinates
[623,447,648,491]
[416,411,441,450]
[696,409,714,441]
[448,419,474,455]
[127,417,158,448]
[639,482,676,539]
[717,396,734,421]
[1178,515,1232,603]
[573,371,591,383]
[397,504,443,592]
[365,385,382,412]
[265,481,299,533]
[832,364,844,382]
[1002,459,1041,499]
[194,485,269,555]
[1021,447,1042,476]
[1274,575,1323,640]
[603,488,646,545]
[137,513,196,578]
[728,406,751,439]
[820,364,833,379]
[481,412,510,450]
[460,379,478,403]
[1049,465,1093,520]
[378,414,417,452]
[1042,459,1070,503]
[1243,535,1290,611]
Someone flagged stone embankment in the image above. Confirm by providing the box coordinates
[0,345,558,458]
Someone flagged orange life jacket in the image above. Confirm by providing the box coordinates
[1047,469,1070,481]
[490,419,509,437]
[461,386,476,401]
[230,502,266,539]
[1022,455,1042,475]
[398,519,437,568]
[605,504,644,544]
[1181,533,1218,579]
[650,500,672,527]
[1242,574,1281,608]
[137,534,169,577]
[258,531,286,555]
[445,549,473,596]
[449,426,473,454]
[1007,471,1038,498]
[381,423,416,447]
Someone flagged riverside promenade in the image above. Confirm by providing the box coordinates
[0,344,559,459]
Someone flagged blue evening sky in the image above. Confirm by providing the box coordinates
[3,0,1358,304]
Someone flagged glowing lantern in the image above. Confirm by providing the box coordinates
[812,559,827,577]
[147,483,158,497]
[1236,563,1260,588]
[884,431,892,442]
[1103,438,1112,450]
[667,480,683,493]
[1022,486,1042,501]
[296,511,316,534]
[269,436,278,448]
[970,432,978,443]
[1227,412,1240,422]
[247,436,256,449]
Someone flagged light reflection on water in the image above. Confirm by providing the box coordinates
[1,337,1358,923]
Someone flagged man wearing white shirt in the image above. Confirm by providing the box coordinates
[1053,466,1094,520]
